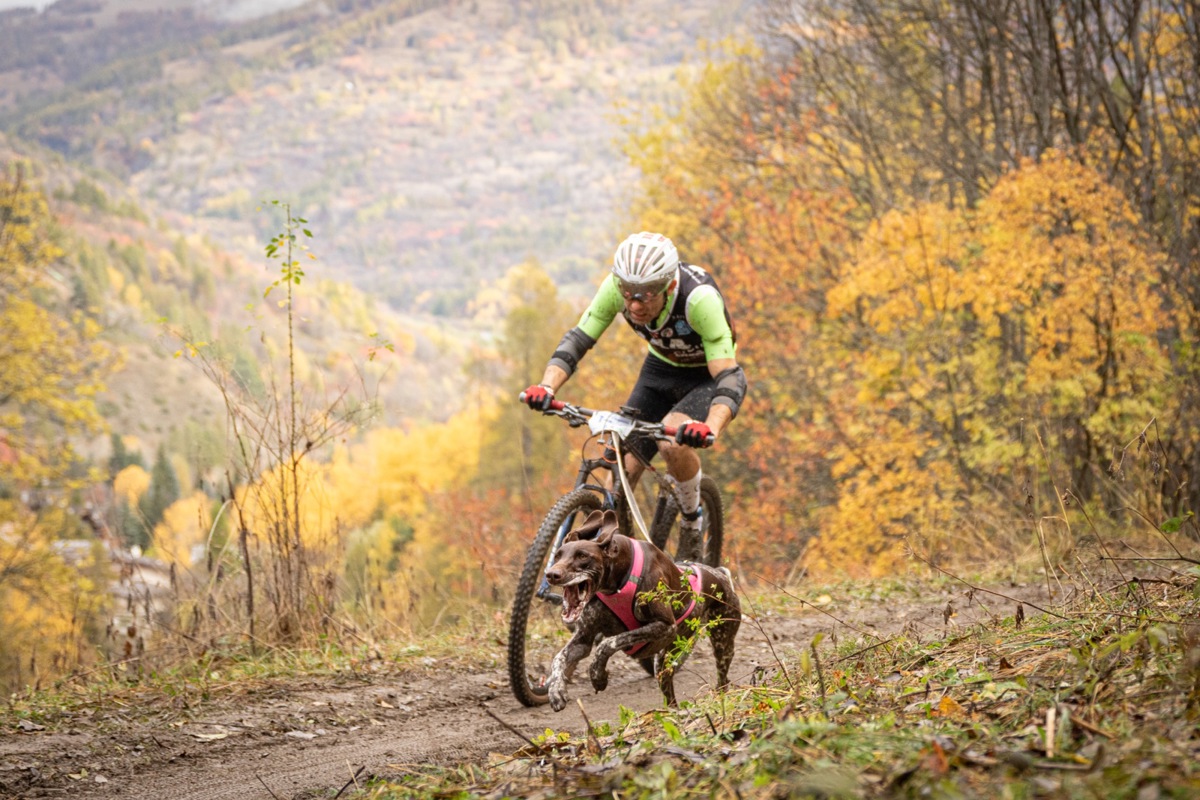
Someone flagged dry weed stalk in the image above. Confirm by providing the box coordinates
[164,202,380,652]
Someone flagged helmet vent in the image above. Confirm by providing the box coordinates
[612,231,679,287]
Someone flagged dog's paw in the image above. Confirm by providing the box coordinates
[588,661,609,693]
[548,684,568,712]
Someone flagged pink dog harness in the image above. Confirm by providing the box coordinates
[596,539,704,656]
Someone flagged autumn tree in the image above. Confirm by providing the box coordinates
[152,492,212,567]
[472,261,578,496]
[112,462,152,549]
[620,10,1198,578]
[761,0,1200,515]
[812,154,1172,573]
[0,166,114,691]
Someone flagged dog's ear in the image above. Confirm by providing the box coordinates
[593,509,621,547]
[573,509,607,541]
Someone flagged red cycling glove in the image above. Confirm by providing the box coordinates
[521,384,555,411]
[675,421,714,448]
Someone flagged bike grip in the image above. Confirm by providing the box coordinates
[517,391,564,411]
[661,425,716,447]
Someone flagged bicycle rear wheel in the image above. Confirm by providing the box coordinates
[649,475,724,568]
[507,487,603,707]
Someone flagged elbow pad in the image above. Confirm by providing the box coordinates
[548,327,597,377]
[711,365,748,418]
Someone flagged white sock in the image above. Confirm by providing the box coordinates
[676,471,702,525]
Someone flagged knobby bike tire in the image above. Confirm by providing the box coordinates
[507,487,603,707]
[649,475,725,568]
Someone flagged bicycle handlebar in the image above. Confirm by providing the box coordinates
[517,392,716,447]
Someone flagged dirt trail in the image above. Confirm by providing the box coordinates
[0,581,1056,799]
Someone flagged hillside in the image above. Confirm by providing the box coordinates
[0,0,747,316]
[1,135,464,463]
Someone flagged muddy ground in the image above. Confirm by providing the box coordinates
[0,580,1059,799]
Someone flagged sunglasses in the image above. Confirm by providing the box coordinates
[618,278,671,302]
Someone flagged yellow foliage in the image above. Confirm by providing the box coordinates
[322,444,379,532]
[0,583,84,685]
[0,170,115,690]
[122,281,143,308]
[235,457,340,554]
[809,415,961,577]
[371,411,483,520]
[0,503,108,692]
[151,492,212,566]
[106,264,125,293]
[226,412,482,578]
[976,152,1170,419]
[113,464,151,505]
[813,152,1173,576]
[827,202,976,333]
[0,172,112,487]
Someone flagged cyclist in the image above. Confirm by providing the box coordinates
[521,231,747,562]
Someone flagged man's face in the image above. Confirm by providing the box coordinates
[619,279,673,325]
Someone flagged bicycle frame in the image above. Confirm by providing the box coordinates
[532,406,671,606]
[508,396,724,706]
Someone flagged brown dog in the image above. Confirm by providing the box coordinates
[543,509,741,710]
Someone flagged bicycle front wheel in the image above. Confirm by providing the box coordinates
[649,475,724,568]
[507,487,603,707]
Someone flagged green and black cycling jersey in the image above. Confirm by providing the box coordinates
[573,263,736,367]
[545,261,747,436]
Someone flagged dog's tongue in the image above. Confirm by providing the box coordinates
[561,583,588,624]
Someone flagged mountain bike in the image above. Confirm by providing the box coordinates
[507,397,725,707]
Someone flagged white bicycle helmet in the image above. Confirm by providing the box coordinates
[612,231,679,298]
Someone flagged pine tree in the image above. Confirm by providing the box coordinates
[138,444,181,547]
[108,433,146,478]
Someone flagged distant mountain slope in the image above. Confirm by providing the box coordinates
[2,135,463,465]
[1,0,745,316]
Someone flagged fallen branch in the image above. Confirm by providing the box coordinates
[333,765,366,800]
[576,699,601,756]
[906,550,1067,620]
[1068,712,1115,740]
[255,773,283,800]
[751,573,883,638]
[481,705,541,752]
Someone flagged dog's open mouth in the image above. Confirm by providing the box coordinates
[560,575,593,625]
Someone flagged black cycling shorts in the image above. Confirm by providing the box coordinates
[623,354,715,462]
